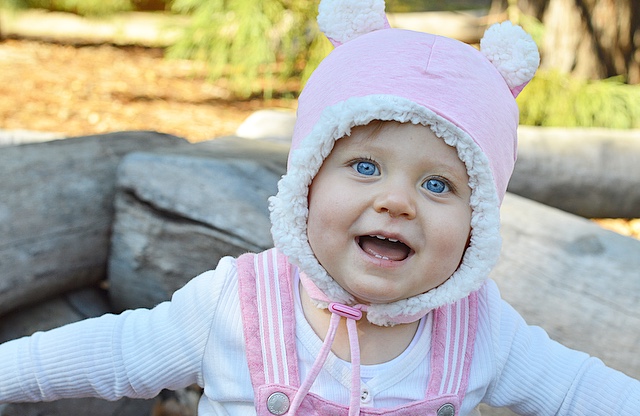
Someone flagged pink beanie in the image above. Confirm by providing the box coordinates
[269,0,539,326]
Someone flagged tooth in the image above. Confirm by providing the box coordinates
[388,238,399,242]
[374,235,385,240]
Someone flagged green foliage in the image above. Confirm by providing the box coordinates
[385,0,490,12]
[518,71,640,129]
[168,0,327,99]
[167,0,487,99]
[300,32,333,88]
[4,0,134,15]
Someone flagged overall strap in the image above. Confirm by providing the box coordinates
[237,248,299,389]
[426,291,479,401]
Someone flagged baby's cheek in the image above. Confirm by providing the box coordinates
[306,210,330,254]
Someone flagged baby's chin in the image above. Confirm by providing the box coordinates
[345,286,427,306]
[341,275,451,307]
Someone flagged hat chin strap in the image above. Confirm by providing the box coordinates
[289,301,366,416]
[300,271,430,326]
[292,272,429,414]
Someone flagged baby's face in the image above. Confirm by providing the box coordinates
[307,121,472,305]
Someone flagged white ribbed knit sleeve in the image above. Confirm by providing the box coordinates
[472,280,640,415]
[0,256,237,403]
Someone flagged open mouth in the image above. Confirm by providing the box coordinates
[357,235,412,261]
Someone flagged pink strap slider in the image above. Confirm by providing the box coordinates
[328,303,363,320]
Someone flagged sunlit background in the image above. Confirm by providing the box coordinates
[0,3,639,415]
[1,0,638,142]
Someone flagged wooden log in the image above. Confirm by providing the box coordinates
[0,287,157,416]
[0,129,64,146]
[0,9,186,47]
[510,127,640,218]
[0,287,111,343]
[108,137,288,311]
[103,137,639,415]
[0,398,154,416]
[0,9,482,48]
[480,193,640,415]
[388,10,484,44]
[235,112,640,219]
[0,132,187,317]
[107,136,640,378]
[493,193,640,376]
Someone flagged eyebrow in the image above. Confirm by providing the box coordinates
[343,124,470,178]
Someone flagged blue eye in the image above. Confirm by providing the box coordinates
[353,160,380,176]
[423,178,449,194]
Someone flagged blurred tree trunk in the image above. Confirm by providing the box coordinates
[490,0,548,19]
[490,0,640,84]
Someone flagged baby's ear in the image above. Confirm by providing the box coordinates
[317,0,390,48]
[480,21,540,98]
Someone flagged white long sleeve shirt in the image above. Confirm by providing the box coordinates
[1,256,639,414]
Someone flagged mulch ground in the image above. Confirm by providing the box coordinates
[1,38,637,239]
[0,38,294,142]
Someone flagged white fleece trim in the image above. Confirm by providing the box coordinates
[269,95,502,326]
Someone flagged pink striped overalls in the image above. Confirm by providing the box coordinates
[238,248,478,416]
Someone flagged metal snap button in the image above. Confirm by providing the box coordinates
[437,403,455,416]
[266,391,290,415]
[360,387,372,404]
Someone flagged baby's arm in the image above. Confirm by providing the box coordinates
[482,280,640,414]
[0,256,236,403]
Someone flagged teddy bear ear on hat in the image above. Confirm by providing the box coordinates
[317,0,390,47]
[317,0,539,98]
[480,20,540,98]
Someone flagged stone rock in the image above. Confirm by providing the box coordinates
[108,136,288,311]
[235,109,296,143]
[510,127,640,218]
[0,131,188,317]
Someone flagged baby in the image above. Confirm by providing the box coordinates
[1,0,639,415]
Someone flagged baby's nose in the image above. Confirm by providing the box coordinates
[373,185,417,219]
